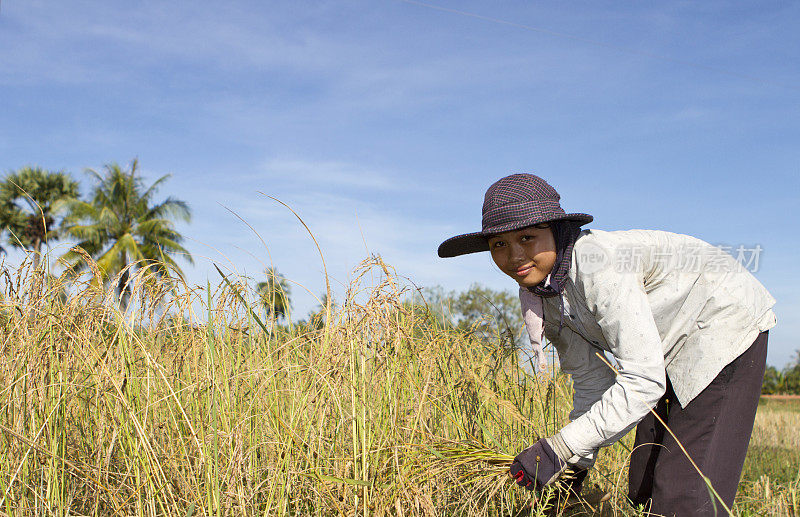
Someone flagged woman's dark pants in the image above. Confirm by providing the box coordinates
[627,331,768,516]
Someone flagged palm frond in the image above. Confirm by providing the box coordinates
[57,160,192,306]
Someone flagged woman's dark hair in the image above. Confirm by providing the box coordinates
[549,220,573,254]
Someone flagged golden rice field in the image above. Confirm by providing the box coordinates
[0,254,797,516]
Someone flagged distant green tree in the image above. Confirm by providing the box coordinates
[783,350,800,395]
[762,366,784,395]
[0,167,79,269]
[414,286,456,329]
[450,283,523,345]
[762,351,800,395]
[58,159,192,309]
[256,268,291,322]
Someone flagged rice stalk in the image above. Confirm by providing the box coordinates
[0,248,793,516]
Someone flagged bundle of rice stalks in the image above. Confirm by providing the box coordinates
[425,443,514,482]
[416,441,600,516]
[408,442,523,514]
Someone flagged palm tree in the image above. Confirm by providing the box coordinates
[256,268,291,322]
[0,167,80,269]
[306,292,333,329]
[58,159,192,309]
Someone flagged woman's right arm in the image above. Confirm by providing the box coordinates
[550,325,618,421]
[546,324,617,466]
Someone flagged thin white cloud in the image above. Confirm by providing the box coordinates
[175,174,473,312]
[0,1,582,106]
[254,159,406,192]
[0,3,349,85]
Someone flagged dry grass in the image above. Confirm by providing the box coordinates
[0,252,796,516]
[735,399,800,516]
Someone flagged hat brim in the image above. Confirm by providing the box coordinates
[437,213,593,258]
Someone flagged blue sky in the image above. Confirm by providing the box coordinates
[2,1,798,366]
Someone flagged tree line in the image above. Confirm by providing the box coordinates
[2,162,795,392]
[762,355,800,395]
[0,160,290,319]
[0,160,191,309]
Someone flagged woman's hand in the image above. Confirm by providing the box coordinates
[508,438,568,490]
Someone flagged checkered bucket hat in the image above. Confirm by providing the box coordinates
[437,173,593,258]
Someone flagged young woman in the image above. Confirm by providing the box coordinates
[437,173,776,515]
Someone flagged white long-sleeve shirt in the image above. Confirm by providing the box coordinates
[540,229,776,460]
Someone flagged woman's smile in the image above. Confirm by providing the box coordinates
[514,265,534,277]
[487,225,557,287]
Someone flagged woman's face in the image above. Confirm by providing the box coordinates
[487,225,557,288]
